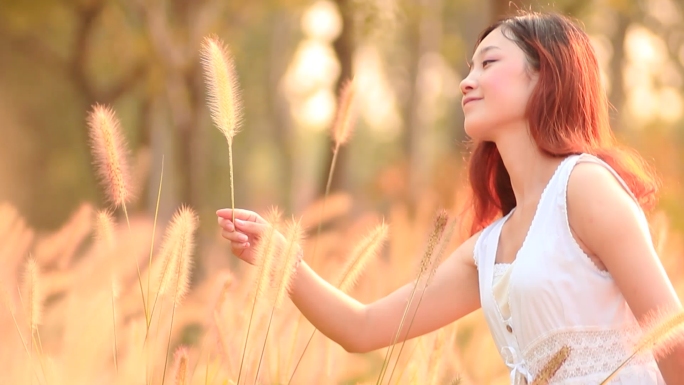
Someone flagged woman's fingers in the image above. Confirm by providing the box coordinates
[216,208,266,224]
[217,216,235,232]
[221,229,249,243]
[234,218,268,236]
[217,216,267,237]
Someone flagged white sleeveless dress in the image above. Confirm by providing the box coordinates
[474,154,665,384]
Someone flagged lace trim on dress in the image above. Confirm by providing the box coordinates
[493,263,512,278]
[522,326,656,382]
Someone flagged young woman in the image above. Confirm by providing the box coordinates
[217,12,684,384]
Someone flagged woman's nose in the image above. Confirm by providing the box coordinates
[460,74,476,95]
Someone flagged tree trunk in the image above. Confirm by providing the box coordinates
[607,11,630,131]
[403,0,443,202]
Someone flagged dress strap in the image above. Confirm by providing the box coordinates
[556,153,643,211]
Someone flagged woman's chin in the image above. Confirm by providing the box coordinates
[463,121,490,141]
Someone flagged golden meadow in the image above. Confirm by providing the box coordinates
[3,18,684,385]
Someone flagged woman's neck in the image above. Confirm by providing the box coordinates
[494,129,564,210]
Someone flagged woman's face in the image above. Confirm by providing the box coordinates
[460,27,539,141]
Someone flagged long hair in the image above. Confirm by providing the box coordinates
[465,12,660,235]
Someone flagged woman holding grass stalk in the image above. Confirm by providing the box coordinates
[217,11,684,384]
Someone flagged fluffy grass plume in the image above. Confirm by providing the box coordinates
[287,222,389,384]
[95,210,116,248]
[427,217,457,284]
[336,222,389,293]
[273,219,305,309]
[332,79,356,146]
[600,308,684,384]
[157,206,199,305]
[378,209,448,385]
[236,207,282,385]
[310,79,358,268]
[255,208,283,298]
[200,35,243,224]
[87,104,132,210]
[159,207,199,385]
[200,35,242,145]
[531,346,571,385]
[172,346,189,385]
[255,218,304,384]
[22,258,42,331]
[418,210,449,275]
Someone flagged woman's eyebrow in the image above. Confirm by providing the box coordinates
[469,45,501,65]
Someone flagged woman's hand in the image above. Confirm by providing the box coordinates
[216,208,283,265]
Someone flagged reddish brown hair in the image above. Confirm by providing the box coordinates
[465,12,659,235]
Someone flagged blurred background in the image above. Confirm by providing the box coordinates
[1,0,683,234]
[1,0,684,384]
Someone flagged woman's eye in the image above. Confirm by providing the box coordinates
[483,60,496,67]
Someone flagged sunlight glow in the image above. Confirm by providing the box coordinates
[353,44,402,140]
[623,24,682,125]
[282,1,342,130]
[625,25,667,66]
[283,40,340,97]
[294,88,337,130]
[301,0,343,42]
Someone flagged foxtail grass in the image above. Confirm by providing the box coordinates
[287,222,388,385]
[200,35,243,225]
[530,345,570,385]
[310,79,356,268]
[284,80,358,382]
[95,210,116,247]
[87,104,148,330]
[385,211,451,384]
[87,104,133,226]
[236,208,282,385]
[172,346,189,385]
[254,218,303,385]
[600,308,684,384]
[189,275,233,384]
[156,207,198,385]
[376,210,448,385]
[21,257,48,385]
[95,209,119,373]
[23,258,42,335]
[146,156,164,332]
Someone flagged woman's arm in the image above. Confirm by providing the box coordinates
[567,162,684,384]
[218,209,482,353]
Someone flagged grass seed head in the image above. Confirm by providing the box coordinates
[158,206,199,304]
[200,35,243,145]
[636,307,684,360]
[336,221,389,293]
[87,104,132,208]
[274,218,304,309]
[95,209,116,249]
[531,345,571,385]
[173,346,189,385]
[332,79,357,146]
[22,258,42,330]
[420,210,449,275]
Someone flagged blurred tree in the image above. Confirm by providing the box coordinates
[491,0,529,21]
